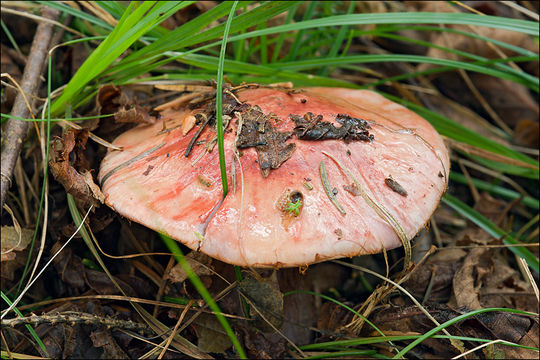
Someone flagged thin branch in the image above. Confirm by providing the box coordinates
[1,311,153,336]
[1,5,60,210]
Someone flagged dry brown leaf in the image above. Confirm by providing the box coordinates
[194,313,232,354]
[49,129,104,208]
[1,226,34,281]
[239,271,283,333]
[165,251,213,283]
[114,105,155,125]
[452,247,491,310]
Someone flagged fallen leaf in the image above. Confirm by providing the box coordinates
[90,329,129,359]
[1,226,34,282]
[194,313,232,354]
[452,247,491,310]
[166,251,213,284]
[239,271,283,333]
[114,105,155,125]
[49,129,104,208]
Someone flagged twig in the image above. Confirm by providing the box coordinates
[1,311,153,336]
[0,5,59,210]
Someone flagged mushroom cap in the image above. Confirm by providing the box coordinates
[99,87,449,268]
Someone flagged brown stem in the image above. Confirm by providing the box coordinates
[1,311,153,335]
[0,5,60,211]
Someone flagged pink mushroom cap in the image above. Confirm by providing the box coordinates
[99,87,449,268]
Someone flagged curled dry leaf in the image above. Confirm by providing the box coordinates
[1,226,34,282]
[49,129,105,208]
[114,105,155,125]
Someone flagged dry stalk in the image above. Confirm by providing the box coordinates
[2,311,153,336]
[1,6,59,210]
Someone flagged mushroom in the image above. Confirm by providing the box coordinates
[98,86,449,268]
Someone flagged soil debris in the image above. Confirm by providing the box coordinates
[343,182,361,196]
[236,106,296,178]
[385,176,408,197]
[184,91,249,157]
[292,113,374,142]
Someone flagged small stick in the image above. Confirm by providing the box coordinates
[2,311,153,336]
[1,6,60,210]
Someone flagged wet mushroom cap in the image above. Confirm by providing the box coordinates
[99,87,449,268]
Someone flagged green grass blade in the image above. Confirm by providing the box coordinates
[50,1,191,116]
[215,2,239,196]
[466,155,540,179]
[370,25,538,57]
[285,289,400,354]
[183,1,301,49]
[223,13,539,40]
[36,1,114,30]
[120,1,238,65]
[269,55,538,90]
[318,0,355,76]
[449,173,539,210]
[442,194,539,272]
[286,1,318,61]
[301,334,539,351]
[1,292,48,356]
[305,350,378,359]
[381,93,539,174]
[271,4,298,62]
[392,307,538,358]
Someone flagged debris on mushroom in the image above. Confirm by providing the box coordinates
[99,85,450,268]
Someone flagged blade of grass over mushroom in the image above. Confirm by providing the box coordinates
[50,1,192,116]
[392,307,539,359]
[449,173,539,211]
[215,1,239,197]
[442,194,539,273]
[1,292,48,356]
[160,234,246,359]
